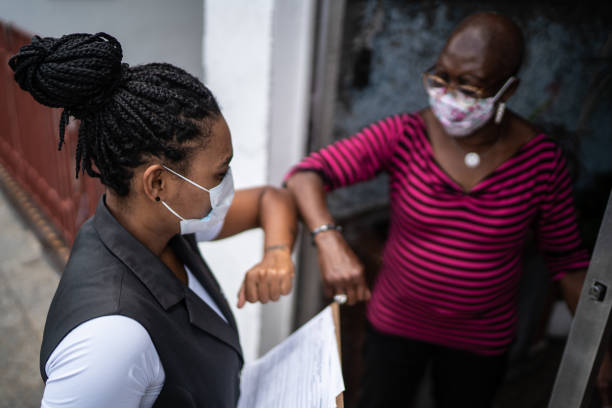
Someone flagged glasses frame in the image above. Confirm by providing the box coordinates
[422,66,493,100]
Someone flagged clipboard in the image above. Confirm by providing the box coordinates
[238,302,345,407]
[331,301,344,408]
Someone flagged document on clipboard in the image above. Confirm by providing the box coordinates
[237,303,345,408]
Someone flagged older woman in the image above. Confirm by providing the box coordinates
[10,32,296,407]
[286,12,598,408]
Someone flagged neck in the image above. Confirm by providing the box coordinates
[105,191,174,256]
[452,121,503,150]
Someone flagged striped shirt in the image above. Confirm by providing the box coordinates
[285,113,589,355]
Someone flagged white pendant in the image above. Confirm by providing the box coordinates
[464,152,480,168]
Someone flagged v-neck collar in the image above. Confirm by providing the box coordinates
[171,234,239,331]
[412,113,547,194]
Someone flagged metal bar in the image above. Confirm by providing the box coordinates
[294,0,347,328]
[309,0,346,150]
[549,189,612,407]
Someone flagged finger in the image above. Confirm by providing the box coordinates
[257,270,270,303]
[280,271,293,295]
[358,278,372,302]
[245,273,259,304]
[355,282,366,302]
[345,285,357,306]
[268,271,282,301]
[237,282,246,308]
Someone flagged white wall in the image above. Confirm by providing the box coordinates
[0,0,203,79]
[200,0,274,364]
[262,0,316,354]
[201,0,315,360]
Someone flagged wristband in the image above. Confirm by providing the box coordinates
[265,244,290,253]
[311,223,342,245]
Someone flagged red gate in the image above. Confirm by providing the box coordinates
[0,21,104,249]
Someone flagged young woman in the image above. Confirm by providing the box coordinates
[10,32,297,407]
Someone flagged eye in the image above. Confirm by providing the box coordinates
[457,86,481,99]
[424,73,447,90]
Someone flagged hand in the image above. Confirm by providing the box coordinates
[597,350,612,407]
[315,230,371,305]
[237,247,295,308]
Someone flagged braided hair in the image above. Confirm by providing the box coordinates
[8,32,221,196]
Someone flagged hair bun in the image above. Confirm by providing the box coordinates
[8,32,127,118]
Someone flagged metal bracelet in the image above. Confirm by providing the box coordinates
[311,223,342,245]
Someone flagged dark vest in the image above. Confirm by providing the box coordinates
[40,197,244,407]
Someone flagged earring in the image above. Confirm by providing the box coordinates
[155,197,160,202]
[495,102,506,124]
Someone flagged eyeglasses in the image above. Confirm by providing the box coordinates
[422,67,489,99]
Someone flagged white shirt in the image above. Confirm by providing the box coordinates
[41,267,228,408]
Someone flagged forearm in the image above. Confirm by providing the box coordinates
[286,171,370,304]
[258,187,298,251]
[285,171,335,231]
[559,269,587,314]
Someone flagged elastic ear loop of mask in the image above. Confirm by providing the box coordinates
[160,200,185,221]
[492,77,517,102]
[162,165,211,193]
[160,165,212,221]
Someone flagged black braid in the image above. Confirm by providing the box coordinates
[8,32,220,196]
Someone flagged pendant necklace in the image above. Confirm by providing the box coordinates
[449,128,503,169]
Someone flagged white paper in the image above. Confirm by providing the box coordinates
[238,306,345,408]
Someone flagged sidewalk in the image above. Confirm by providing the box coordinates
[0,189,59,408]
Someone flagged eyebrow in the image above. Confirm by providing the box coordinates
[459,72,487,84]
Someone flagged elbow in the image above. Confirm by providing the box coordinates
[258,186,298,225]
[265,186,297,214]
[285,171,324,193]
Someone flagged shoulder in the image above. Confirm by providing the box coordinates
[46,315,160,374]
[66,219,120,272]
[507,112,540,143]
[362,111,427,147]
[43,316,164,406]
[358,112,422,135]
[506,112,566,163]
[506,111,563,156]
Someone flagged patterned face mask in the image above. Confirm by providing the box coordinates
[427,76,516,137]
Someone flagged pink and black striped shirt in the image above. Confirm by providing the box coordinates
[286,113,589,355]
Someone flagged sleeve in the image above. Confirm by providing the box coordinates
[535,148,590,281]
[41,315,165,408]
[283,114,404,191]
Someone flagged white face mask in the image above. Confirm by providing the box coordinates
[427,76,516,137]
[160,165,234,240]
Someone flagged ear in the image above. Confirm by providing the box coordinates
[500,77,520,102]
[142,164,166,203]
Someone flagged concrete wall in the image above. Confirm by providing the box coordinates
[200,0,273,364]
[0,0,204,79]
